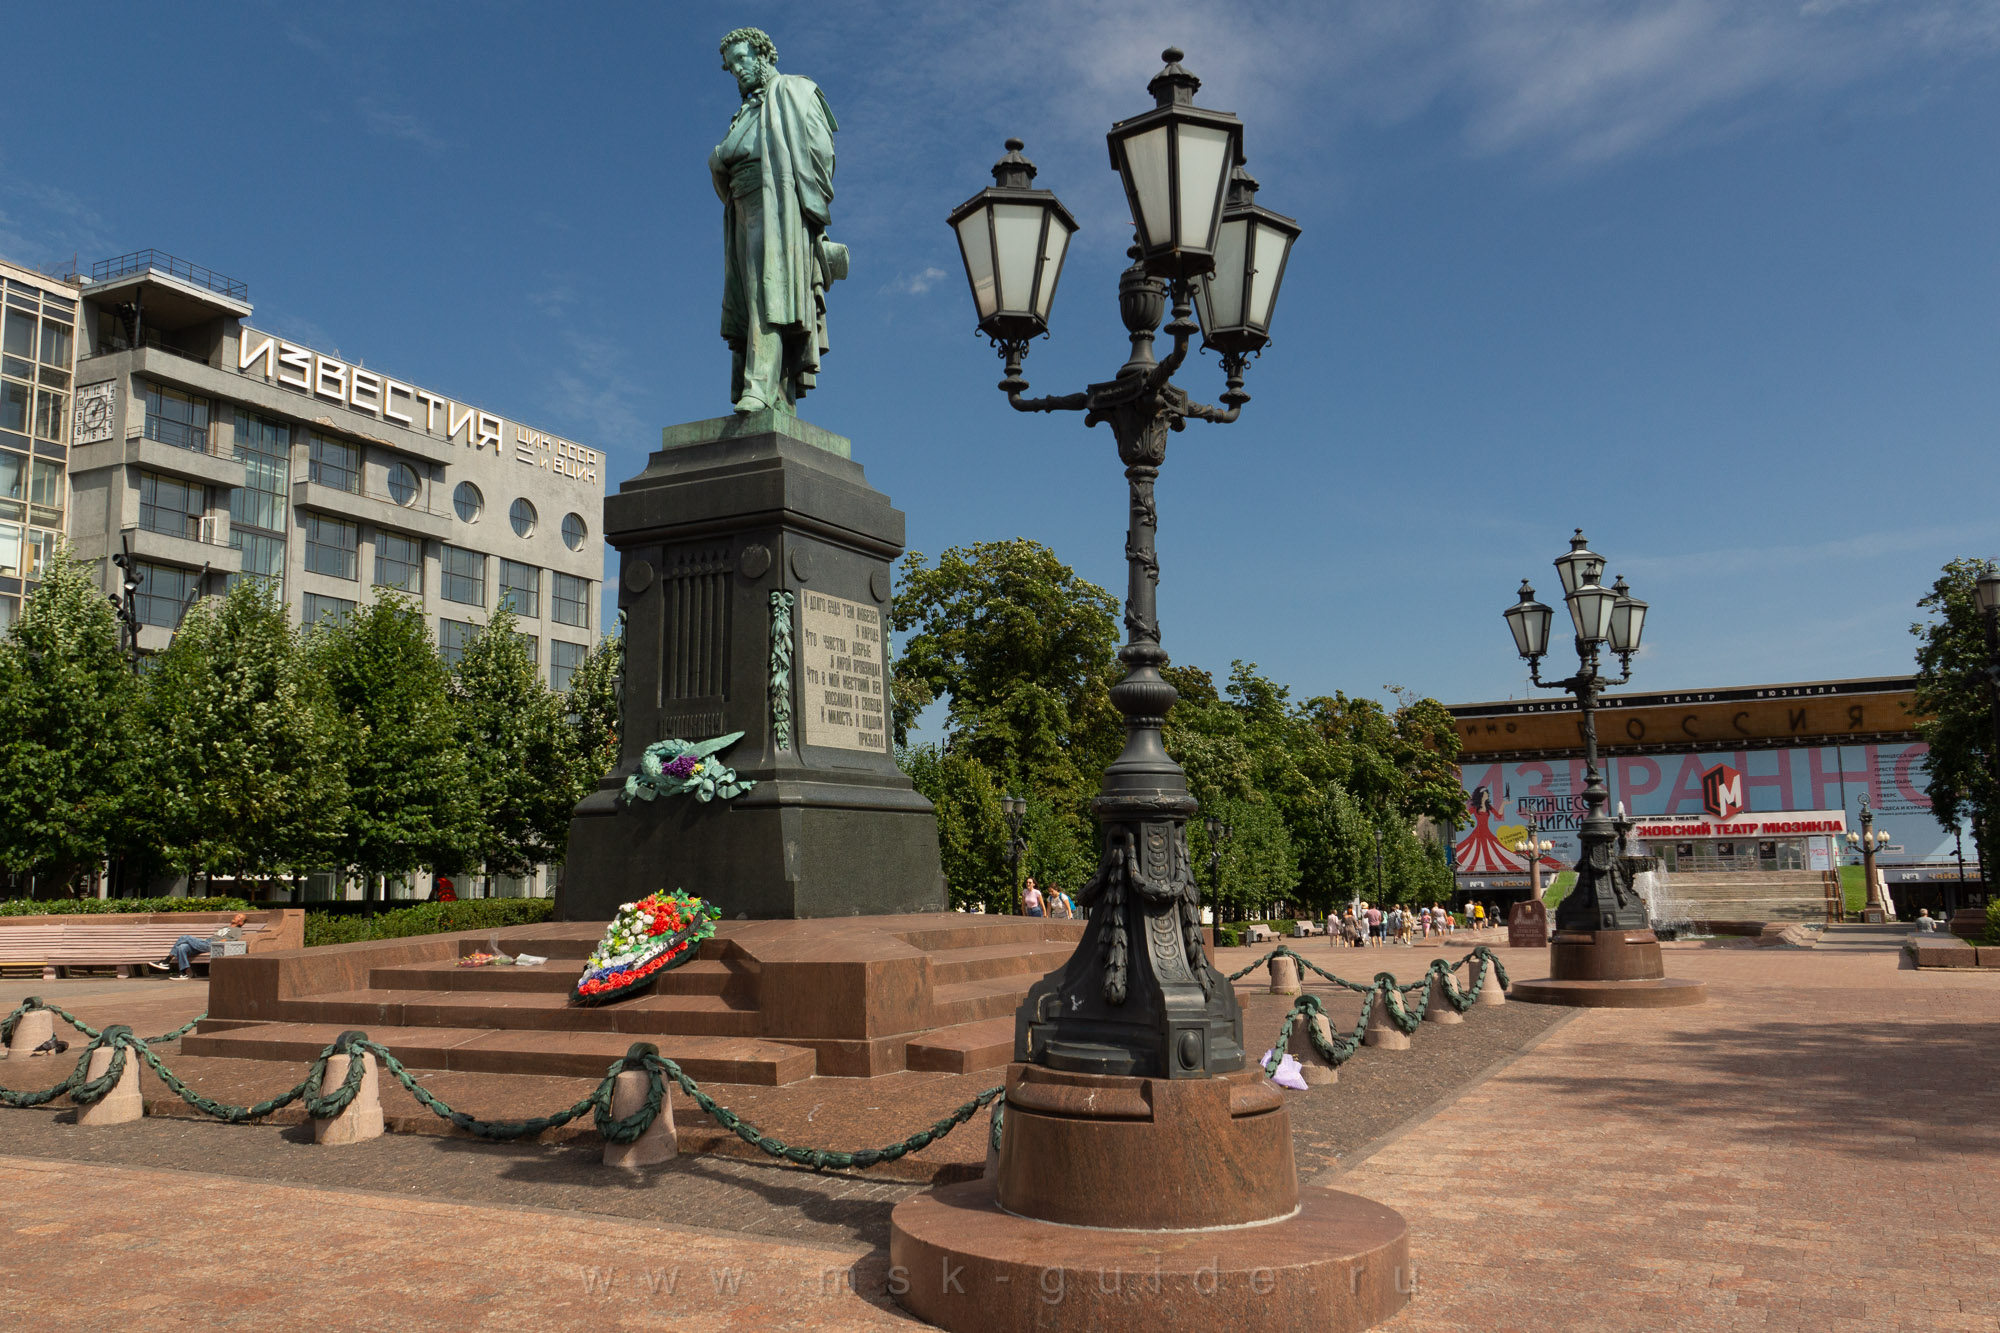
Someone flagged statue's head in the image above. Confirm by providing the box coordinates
[720,27,777,95]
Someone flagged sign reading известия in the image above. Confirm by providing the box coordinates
[798,591,886,754]
[232,327,599,485]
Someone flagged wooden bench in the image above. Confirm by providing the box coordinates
[1291,919,1322,938]
[1243,924,1277,944]
[0,919,272,979]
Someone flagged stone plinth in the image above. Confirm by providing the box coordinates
[1512,929,1708,1008]
[995,1064,1295,1230]
[561,412,944,921]
[76,1047,143,1125]
[312,1051,385,1144]
[6,1009,53,1059]
[891,1061,1408,1331]
[602,1068,677,1168]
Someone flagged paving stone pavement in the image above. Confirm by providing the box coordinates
[1343,928,2000,1333]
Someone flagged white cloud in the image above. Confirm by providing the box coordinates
[356,96,446,153]
[883,265,948,296]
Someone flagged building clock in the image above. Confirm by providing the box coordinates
[73,382,116,445]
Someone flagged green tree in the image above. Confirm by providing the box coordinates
[0,546,145,894]
[901,743,1011,910]
[310,591,475,904]
[451,608,582,876]
[141,579,348,892]
[1912,557,2000,871]
[564,630,622,793]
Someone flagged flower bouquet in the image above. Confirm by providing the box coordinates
[624,732,757,804]
[572,890,721,1006]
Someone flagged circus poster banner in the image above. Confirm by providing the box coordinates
[1453,741,1948,881]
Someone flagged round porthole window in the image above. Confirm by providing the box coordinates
[510,497,537,538]
[454,481,483,524]
[387,462,419,507]
[562,512,587,552]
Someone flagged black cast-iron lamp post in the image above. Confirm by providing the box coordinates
[1502,530,1650,933]
[948,48,1298,1081]
[1000,793,1029,911]
[1847,795,1891,922]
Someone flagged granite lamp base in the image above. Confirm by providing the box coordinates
[1511,928,1708,1008]
[888,1062,1411,1331]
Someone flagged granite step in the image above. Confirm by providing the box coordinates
[266,988,761,1037]
[929,975,1036,1027]
[180,1022,815,1085]
[925,941,1073,987]
[906,1016,1017,1074]
[368,958,745,997]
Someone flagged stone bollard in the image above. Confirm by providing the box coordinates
[5,1009,54,1060]
[1424,971,1464,1024]
[602,1069,676,1168]
[1287,1011,1340,1086]
[983,1103,1003,1179]
[312,1051,386,1145]
[1361,988,1411,1049]
[1268,954,1302,996]
[1471,956,1507,1007]
[76,1047,144,1125]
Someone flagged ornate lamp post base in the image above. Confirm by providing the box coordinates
[1512,929,1709,1008]
[891,1062,1411,1331]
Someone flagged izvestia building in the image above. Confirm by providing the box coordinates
[60,251,605,689]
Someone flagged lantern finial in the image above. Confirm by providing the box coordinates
[1149,47,1200,106]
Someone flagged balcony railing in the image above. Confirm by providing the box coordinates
[92,250,248,301]
[127,518,233,550]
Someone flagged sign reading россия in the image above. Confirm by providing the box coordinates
[233,327,599,484]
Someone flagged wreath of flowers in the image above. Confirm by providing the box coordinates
[572,890,721,1006]
[624,732,756,805]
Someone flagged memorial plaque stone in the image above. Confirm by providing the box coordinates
[798,590,888,754]
[1508,899,1550,949]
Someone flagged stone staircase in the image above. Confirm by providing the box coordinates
[1652,870,1837,927]
[184,914,1084,1087]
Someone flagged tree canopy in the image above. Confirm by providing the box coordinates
[1912,557,1999,871]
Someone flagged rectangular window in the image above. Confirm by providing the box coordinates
[38,320,71,369]
[0,595,16,635]
[139,471,204,540]
[0,451,23,501]
[1,309,32,360]
[0,521,19,577]
[375,530,423,592]
[498,558,539,617]
[516,632,538,665]
[231,411,290,534]
[143,382,210,452]
[551,571,589,628]
[440,543,484,607]
[0,380,28,434]
[304,513,358,580]
[438,617,475,666]
[29,459,62,510]
[24,529,54,579]
[134,561,200,627]
[228,530,285,597]
[308,433,360,494]
[550,638,588,692]
[302,592,355,628]
[33,388,64,442]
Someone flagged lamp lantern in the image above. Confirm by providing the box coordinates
[1607,575,1648,655]
[1190,162,1299,358]
[1552,528,1606,598]
[948,139,1079,345]
[1106,48,1243,281]
[1503,579,1553,660]
[1978,569,2000,616]
[1565,575,1619,644]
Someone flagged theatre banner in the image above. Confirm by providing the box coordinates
[1453,741,1946,880]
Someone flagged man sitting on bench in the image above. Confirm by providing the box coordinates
[148,914,248,980]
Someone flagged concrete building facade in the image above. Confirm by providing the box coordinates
[62,250,605,692]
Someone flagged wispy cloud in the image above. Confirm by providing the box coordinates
[0,169,114,273]
[883,265,948,296]
[1621,523,1996,582]
[356,96,446,153]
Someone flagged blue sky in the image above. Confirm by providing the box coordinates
[4,2,1997,716]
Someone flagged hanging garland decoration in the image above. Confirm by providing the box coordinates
[769,590,796,751]
[572,891,721,1006]
[624,731,757,804]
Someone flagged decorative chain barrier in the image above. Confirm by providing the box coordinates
[1,948,1507,1158]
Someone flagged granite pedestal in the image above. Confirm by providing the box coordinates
[1511,928,1709,1008]
[561,412,944,921]
[890,1063,1410,1332]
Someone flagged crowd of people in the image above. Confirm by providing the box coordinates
[1317,899,1509,946]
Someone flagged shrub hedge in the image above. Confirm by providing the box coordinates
[304,898,556,948]
[0,896,252,916]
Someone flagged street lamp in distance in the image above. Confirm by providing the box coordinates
[1846,795,1891,924]
[1000,794,1028,913]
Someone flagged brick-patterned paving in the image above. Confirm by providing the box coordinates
[1342,931,2000,1333]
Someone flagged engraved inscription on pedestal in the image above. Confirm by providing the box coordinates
[798,590,887,753]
